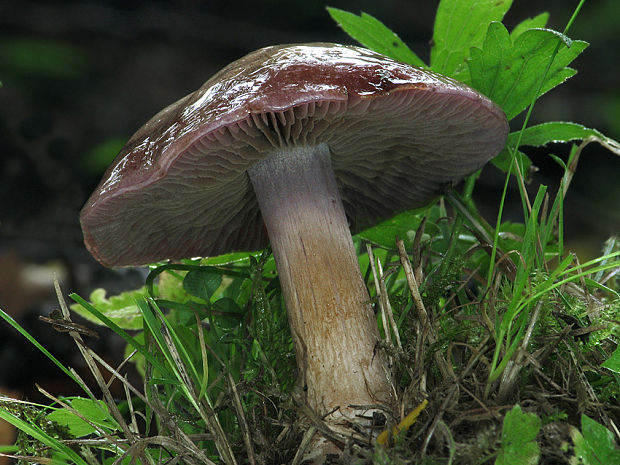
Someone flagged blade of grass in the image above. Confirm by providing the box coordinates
[69,293,170,376]
[148,297,202,388]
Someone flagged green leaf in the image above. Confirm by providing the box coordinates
[506,122,607,148]
[431,0,513,77]
[326,7,425,67]
[570,415,620,464]
[602,345,620,373]
[356,208,437,249]
[47,398,119,438]
[200,251,258,266]
[0,407,90,465]
[212,298,243,331]
[468,23,588,119]
[69,287,147,330]
[183,268,222,301]
[47,407,94,438]
[511,12,549,39]
[492,148,533,178]
[496,405,541,465]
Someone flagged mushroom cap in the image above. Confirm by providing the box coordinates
[81,43,508,267]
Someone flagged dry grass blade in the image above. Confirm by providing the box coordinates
[142,356,218,465]
[421,336,490,454]
[53,279,139,445]
[396,238,451,380]
[497,300,544,402]
[411,216,427,285]
[193,310,257,465]
[154,313,238,465]
[367,243,402,349]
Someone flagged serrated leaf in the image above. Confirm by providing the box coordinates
[511,12,549,39]
[570,415,620,464]
[602,344,620,373]
[327,7,425,67]
[468,23,588,119]
[183,269,222,301]
[431,0,513,77]
[496,405,541,465]
[69,287,147,330]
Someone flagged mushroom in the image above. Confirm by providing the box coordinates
[81,43,508,455]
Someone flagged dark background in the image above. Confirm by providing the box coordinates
[0,0,618,399]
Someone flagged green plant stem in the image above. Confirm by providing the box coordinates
[486,0,587,287]
[485,1,589,396]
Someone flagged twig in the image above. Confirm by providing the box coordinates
[291,426,317,465]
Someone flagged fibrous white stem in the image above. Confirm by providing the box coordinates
[248,143,391,421]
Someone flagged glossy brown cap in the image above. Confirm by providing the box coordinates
[81,43,509,267]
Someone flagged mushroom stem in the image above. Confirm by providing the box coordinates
[248,143,391,422]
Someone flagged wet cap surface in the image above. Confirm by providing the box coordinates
[81,43,509,267]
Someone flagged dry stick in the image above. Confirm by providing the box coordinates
[412,216,427,286]
[377,258,402,349]
[396,238,451,380]
[366,244,390,347]
[291,426,318,465]
[104,348,138,390]
[83,345,148,405]
[366,245,401,403]
[122,380,140,437]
